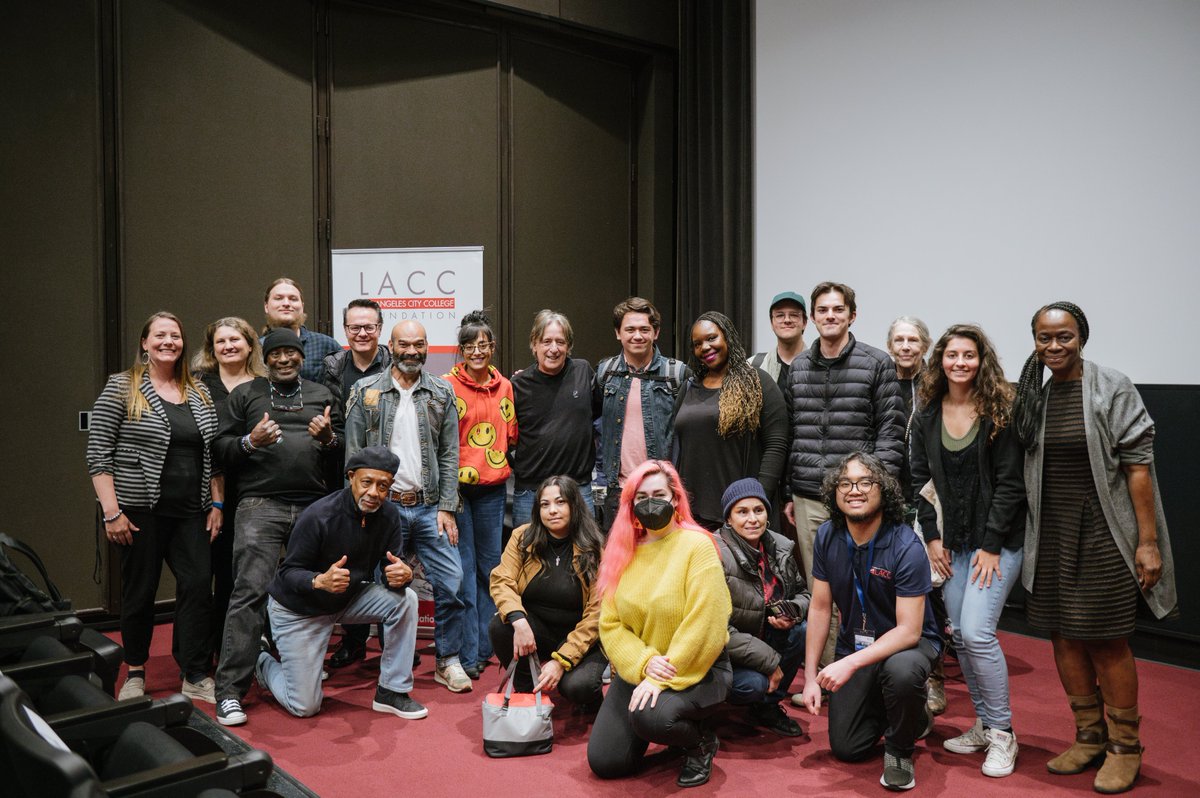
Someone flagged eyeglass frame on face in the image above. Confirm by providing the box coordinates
[462,341,494,354]
[346,323,380,335]
[836,478,877,494]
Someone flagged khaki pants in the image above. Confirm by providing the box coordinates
[793,495,839,668]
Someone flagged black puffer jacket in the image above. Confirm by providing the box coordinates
[716,525,810,675]
[785,334,906,498]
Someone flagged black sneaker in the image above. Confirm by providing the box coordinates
[880,751,916,791]
[677,730,719,788]
[328,638,367,669]
[748,702,805,737]
[372,685,428,719]
[217,697,247,726]
[463,664,481,680]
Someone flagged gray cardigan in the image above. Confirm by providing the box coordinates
[1022,361,1176,619]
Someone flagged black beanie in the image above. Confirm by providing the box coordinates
[721,478,771,521]
[345,446,400,476]
[262,328,304,358]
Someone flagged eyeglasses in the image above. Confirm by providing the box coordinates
[836,478,877,494]
[463,342,494,354]
[346,324,380,335]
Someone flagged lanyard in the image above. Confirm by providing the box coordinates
[844,532,875,629]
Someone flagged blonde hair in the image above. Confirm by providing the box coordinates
[191,316,267,377]
[125,311,209,421]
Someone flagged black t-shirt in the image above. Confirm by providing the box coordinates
[773,353,790,395]
[158,400,203,517]
[511,358,598,490]
[522,552,583,641]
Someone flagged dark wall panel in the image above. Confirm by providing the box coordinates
[1,3,106,609]
[509,38,633,367]
[330,4,500,368]
[120,0,315,347]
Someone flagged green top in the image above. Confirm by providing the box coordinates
[941,417,980,452]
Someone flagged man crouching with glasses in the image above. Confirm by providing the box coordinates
[800,453,941,791]
[255,446,426,721]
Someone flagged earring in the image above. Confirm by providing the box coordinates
[141,351,150,365]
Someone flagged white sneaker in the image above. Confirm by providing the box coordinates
[981,728,1018,777]
[434,660,472,693]
[182,676,216,704]
[943,717,988,754]
[118,673,145,700]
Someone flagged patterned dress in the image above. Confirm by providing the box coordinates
[1026,379,1138,638]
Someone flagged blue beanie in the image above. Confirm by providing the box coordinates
[721,478,771,521]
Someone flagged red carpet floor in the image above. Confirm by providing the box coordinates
[125,629,1197,796]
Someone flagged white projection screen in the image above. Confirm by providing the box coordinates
[754,0,1200,384]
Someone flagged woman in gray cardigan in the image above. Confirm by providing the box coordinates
[88,311,223,705]
[1012,302,1176,795]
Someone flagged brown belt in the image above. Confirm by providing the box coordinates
[388,489,424,507]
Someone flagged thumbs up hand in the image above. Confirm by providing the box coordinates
[309,403,335,444]
[316,554,351,593]
[250,411,281,448]
[383,549,413,588]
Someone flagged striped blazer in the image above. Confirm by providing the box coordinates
[86,371,219,511]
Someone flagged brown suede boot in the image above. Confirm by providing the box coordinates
[926,655,947,716]
[1047,691,1108,775]
[1093,705,1142,794]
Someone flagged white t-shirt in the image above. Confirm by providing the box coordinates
[388,379,422,492]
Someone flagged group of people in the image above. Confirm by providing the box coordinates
[86,277,1176,793]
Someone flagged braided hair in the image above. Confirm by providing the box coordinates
[688,311,763,437]
[1011,301,1089,450]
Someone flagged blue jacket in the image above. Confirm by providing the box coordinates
[343,368,460,513]
[594,348,690,489]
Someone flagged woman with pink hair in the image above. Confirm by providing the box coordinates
[587,461,732,788]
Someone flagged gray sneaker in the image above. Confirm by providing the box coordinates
[944,717,988,754]
[182,676,216,704]
[118,673,145,701]
[434,660,472,693]
[880,751,916,791]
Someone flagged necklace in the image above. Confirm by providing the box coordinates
[270,381,303,411]
[547,535,572,567]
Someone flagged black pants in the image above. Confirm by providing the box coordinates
[828,638,937,760]
[588,657,731,779]
[487,613,606,706]
[120,509,212,677]
[209,501,235,663]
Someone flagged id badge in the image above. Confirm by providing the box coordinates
[854,615,875,651]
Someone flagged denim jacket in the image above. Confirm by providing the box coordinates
[595,347,690,488]
[344,368,460,512]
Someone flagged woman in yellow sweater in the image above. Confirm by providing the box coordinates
[587,460,732,788]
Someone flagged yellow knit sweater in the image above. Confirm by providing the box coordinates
[600,527,732,690]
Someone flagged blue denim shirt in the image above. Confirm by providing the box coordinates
[344,368,460,512]
[595,348,690,488]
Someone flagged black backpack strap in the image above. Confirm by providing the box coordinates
[0,533,66,604]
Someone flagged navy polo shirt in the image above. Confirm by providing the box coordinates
[812,519,942,657]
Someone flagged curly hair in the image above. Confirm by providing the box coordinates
[820,452,907,530]
[688,311,763,437]
[519,475,604,584]
[918,324,1013,440]
[1011,301,1090,450]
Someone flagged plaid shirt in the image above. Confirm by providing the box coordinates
[262,325,343,382]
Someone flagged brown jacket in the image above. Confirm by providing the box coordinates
[490,524,601,667]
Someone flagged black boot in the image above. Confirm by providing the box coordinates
[677,729,719,788]
[328,637,367,669]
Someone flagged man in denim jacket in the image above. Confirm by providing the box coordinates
[344,320,469,691]
[594,297,690,530]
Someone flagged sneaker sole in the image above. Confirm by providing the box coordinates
[943,739,988,754]
[433,673,472,693]
[372,700,429,719]
[217,713,247,726]
[982,753,1017,778]
[182,688,216,704]
[880,774,916,791]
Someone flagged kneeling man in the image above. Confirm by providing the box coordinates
[258,446,426,720]
[800,453,941,791]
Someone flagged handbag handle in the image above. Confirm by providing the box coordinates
[500,652,546,711]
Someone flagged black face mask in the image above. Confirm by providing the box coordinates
[633,497,674,531]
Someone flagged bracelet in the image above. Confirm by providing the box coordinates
[321,432,339,449]
[102,509,123,524]
[550,651,573,671]
[212,501,224,510]
[240,435,257,454]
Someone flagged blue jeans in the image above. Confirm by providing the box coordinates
[729,621,807,706]
[512,482,593,528]
[216,496,307,700]
[455,483,505,668]
[943,546,1022,729]
[260,586,418,717]
[398,502,465,660]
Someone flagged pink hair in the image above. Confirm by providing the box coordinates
[595,460,715,597]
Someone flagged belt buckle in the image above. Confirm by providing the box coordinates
[399,491,418,507]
